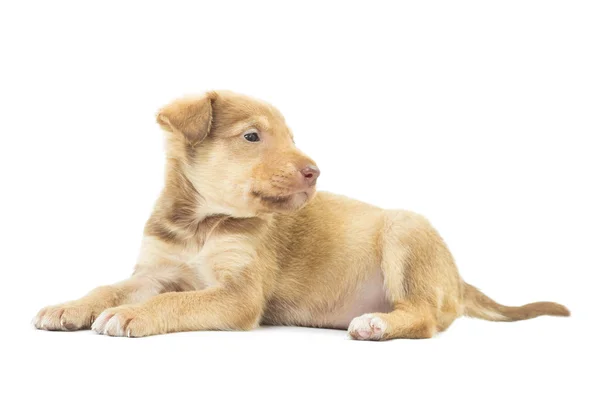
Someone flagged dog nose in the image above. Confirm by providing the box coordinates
[300,165,320,186]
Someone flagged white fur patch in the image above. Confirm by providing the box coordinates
[91,310,131,337]
[348,313,387,340]
[91,310,114,334]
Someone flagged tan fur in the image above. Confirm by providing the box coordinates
[33,91,570,340]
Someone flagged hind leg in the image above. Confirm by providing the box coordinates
[348,211,461,341]
[348,303,438,340]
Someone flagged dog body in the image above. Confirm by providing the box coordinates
[33,91,569,340]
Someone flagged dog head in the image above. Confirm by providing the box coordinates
[157,91,319,217]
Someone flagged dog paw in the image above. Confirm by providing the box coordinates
[33,303,97,331]
[92,305,158,338]
[348,313,387,341]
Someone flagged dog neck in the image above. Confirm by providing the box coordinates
[144,159,269,245]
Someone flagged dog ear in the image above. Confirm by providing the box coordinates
[156,92,218,145]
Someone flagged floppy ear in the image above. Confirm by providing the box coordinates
[156,92,217,146]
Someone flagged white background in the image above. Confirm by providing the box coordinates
[1,1,598,412]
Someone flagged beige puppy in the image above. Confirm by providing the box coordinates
[33,91,569,340]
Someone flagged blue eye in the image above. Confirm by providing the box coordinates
[244,132,260,142]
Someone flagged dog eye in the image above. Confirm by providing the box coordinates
[244,132,260,142]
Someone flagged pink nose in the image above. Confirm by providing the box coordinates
[300,165,320,186]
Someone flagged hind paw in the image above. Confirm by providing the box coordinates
[348,314,387,341]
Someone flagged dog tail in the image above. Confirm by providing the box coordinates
[462,282,570,321]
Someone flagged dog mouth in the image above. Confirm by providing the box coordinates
[254,193,294,205]
[251,190,310,210]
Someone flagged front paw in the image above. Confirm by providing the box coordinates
[91,305,160,338]
[33,302,97,331]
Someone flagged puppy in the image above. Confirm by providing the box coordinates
[33,91,569,340]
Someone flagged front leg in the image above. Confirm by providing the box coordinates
[92,226,268,337]
[91,279,263,337]
[33,266,192,331]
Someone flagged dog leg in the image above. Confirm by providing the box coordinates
[91,280,263,337]
[348,303,438,340]
[33,271,183,331]
[348,210,461,341]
